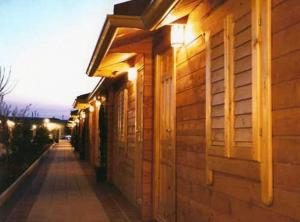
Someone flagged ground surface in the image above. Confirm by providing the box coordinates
[0,140,141,222]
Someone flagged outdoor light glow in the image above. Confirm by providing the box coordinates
[128,67,137,81]
[184,23,197,45]
[7,120,15,128]
[171,24,185,48]
[89,106,94,112]
[44,118,50,124]
[81,112,86,119]
[100,96,106,102]
[32,124,37,130]
[96,100,101,108]
[46,122,61,131]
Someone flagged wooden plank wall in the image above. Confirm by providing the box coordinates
[271,0,300,220]
[106,54,154,219]
[176,6,209,220]
[88,102,100,167]
[88,107,96,165]
[174,0,300,221]
[141,53,154,220]
[110,79,136,204]
[107,90,114,183]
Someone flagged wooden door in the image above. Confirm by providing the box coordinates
[155,48,175,222]
[135,68,144,207]
[113,88,128,187]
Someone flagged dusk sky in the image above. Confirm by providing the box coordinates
[0,0,125,119]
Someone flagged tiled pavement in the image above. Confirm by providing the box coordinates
[0,141,142,222]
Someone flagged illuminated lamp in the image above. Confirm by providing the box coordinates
[81,112,86,119]
[171,24,185,48]
[96,100,101,108]
[89,106,94,112]
[128,67,137,81]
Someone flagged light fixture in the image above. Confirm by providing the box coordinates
[81,112,86,119]
[128,67,137,81]
[171,24,185,48]
[96,100,101,108]
[89,106,94,112]
[7,120,15,128]
[100,96,106,102]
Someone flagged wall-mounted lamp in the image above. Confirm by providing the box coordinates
[96,100,101,108]
[171,24,185,48]
[100,96,106,102]
[128,67,138,81]
[81,112,86,119]
[89,106,94,112]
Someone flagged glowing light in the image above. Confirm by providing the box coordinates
[100,96,106,102]
[81,112,86,119]
[89,106,94,112]
[171,24,185,48]
[32,124,37,130]
[46,122,61,131]
[128,67,137,81]
[44,118,50,124]
[75,119,80,124]
[96,100,101,108]
[7,120,15,128]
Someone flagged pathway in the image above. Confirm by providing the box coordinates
[0,141,141,222]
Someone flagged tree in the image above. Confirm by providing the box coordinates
[0,67,15,163]
[0,67,15,97]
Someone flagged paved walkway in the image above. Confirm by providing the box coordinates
[0,141,141,222]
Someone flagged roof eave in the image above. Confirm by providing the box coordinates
[86,0,181,77]
[88,77,106,101]
[86,15,145,77]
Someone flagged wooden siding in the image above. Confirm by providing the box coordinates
[87,1,300,221]
[87,103,100,167]
[104,53,154,221]
[141,53,154,220]
[174,0,300,221]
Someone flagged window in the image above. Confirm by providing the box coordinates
[205,0,272,205]
[116,88,128,144]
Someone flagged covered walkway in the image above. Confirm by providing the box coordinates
[0,141,141,222]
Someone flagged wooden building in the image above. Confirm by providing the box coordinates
[73,0,300,221]
[73,93,91,160]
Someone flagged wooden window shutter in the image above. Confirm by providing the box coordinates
[117,88,128,144]
[206,15,234,159]
[205,0,272,205]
